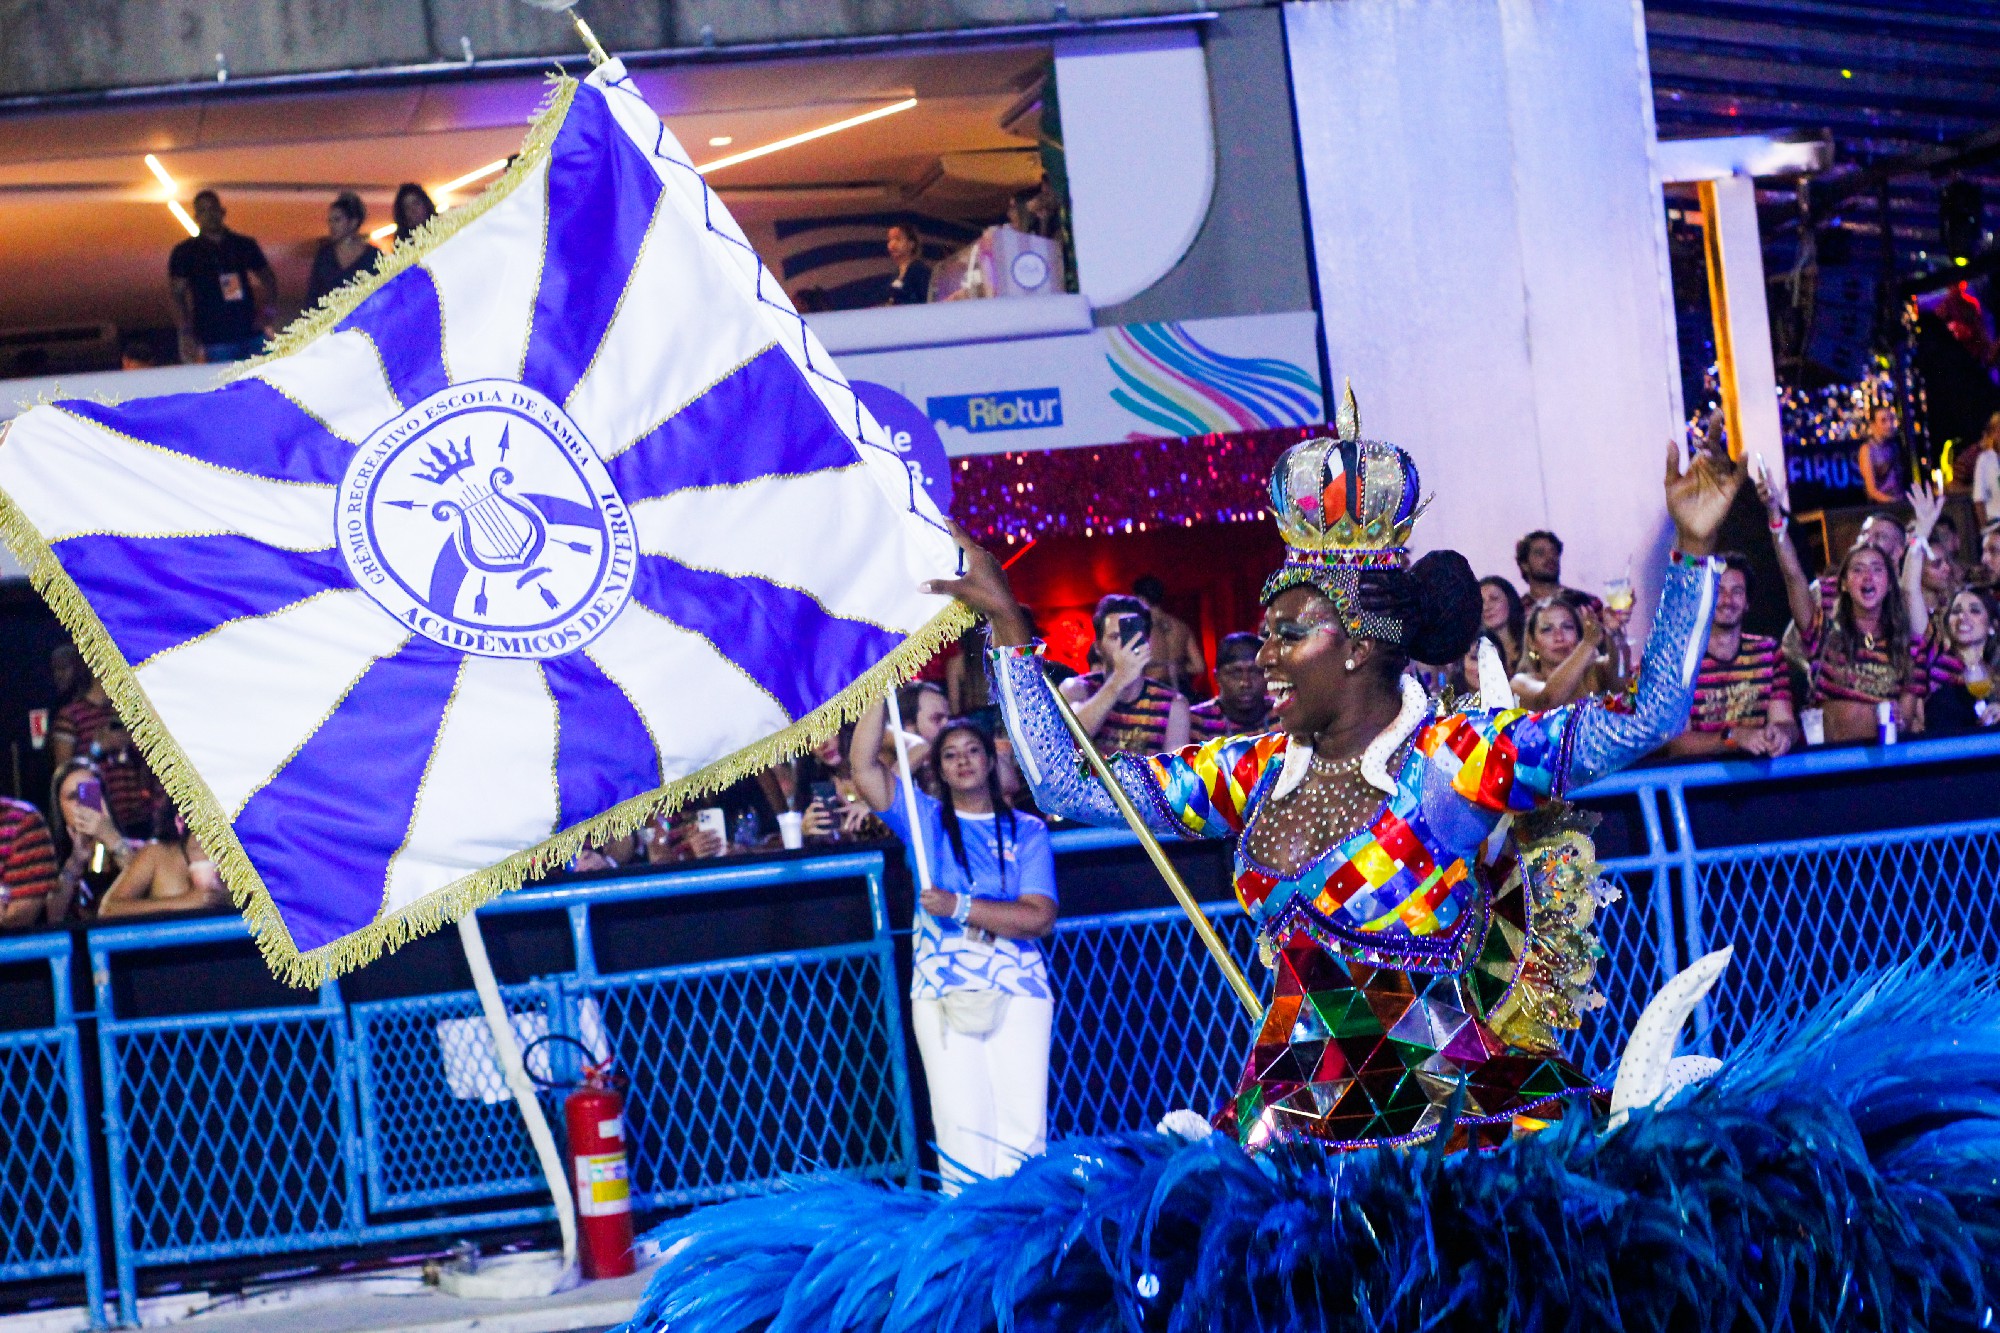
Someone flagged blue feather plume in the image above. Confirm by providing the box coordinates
[615,963,2000,1332]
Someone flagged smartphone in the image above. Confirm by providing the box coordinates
[1117,612,1148,650]
[808,781,841,843]
[73,777,104,811]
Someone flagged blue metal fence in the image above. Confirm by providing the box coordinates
[4,733,1997,1326]
[67,849,914,1326]
[0,933,100,1317]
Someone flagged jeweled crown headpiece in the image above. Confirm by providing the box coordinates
[1261,384,1429,643]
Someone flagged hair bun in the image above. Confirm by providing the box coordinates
[1404,549,1482,666]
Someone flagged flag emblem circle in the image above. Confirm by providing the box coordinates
[338,379,637,659]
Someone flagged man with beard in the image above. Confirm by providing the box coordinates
[1661,552,1797,758]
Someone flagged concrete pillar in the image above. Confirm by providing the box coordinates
[1284,0,1682,614]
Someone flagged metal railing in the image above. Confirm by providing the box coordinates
[3,732,1995,1326]
[1048,733,2000,1127]
[0,933,100,1315]
[60,850,912,1327]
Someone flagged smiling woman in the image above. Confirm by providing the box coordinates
[942,402,1741,1153]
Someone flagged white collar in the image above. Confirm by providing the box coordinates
[1271,674,1428,801]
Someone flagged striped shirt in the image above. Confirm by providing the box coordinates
[1799,579,1925,706]
[1189,696,1279,744]
[1923,642,1996,700]
[52,696,158,830]
[1689,633,1789,733]
[1077,672,1180,755]
[0,799,58,905]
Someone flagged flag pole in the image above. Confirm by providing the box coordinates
[885,690,934,896]
[1043,686,1265,1024]
[569,12,611,66]
[457,913,578,1273]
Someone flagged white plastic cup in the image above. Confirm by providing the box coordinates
[1800,708,1825,746]
[777,811,804,850]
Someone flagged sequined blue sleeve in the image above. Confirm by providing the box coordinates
[1526,552,1720,798]
[986,643,1269,839]
[987,643,1179,833]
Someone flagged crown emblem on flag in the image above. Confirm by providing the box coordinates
[414,437,477,486]
[0,63,965,985]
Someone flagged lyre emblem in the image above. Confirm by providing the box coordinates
[424,425,550,577]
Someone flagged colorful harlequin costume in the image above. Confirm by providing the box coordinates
[620,414,2000,1333]
[989,420,1718,1152]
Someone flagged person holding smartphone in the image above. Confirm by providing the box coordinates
[48,757,137,921]
[1060,594,1190,756]
[790,728,884,845]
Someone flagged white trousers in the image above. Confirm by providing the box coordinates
[910,993,1053,1193]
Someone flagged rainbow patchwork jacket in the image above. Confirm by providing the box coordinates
[990,554,1719,974]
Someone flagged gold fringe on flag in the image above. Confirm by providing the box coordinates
[0,72,976,986]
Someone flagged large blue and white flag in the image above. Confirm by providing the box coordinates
[0,64,964,983]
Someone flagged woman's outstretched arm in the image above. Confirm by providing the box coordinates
[926,527,1272,838]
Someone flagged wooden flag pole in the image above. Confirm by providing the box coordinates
[1043,685,1265,1024]
[570,12,611,66]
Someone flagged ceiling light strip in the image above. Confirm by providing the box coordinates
[696,98,917,175]
[438,159,510,195]
[143,154,198,235]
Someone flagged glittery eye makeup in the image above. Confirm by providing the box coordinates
[1260,617,1337,649]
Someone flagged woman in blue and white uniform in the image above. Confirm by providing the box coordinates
[849,702,1058,1191]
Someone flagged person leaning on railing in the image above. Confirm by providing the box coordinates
[847,700,1057,1194]
[1659,551,1798,759]
[1759,467,1936,742]
[95,804,228,919]
[0,794,59,930]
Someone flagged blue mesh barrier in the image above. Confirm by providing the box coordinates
[102,1008,355,1259]
[350,984,563,1211]
[0,934,100,1324]
[11,735,1997,1326]
[1691,818,2000,1052]
[1047,904,1258,1138]
[581,946,914,1208]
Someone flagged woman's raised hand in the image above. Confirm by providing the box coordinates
[1665,435,1743,558]
[1577,605,1607,652]
[1909,480,1944,546]
[922,522,1033,646]
[1751,453,1787,524]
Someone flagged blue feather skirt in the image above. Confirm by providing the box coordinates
[616,965,2000,1332]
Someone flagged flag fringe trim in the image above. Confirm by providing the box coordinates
[0,67,975,987]
[0,460,972,986]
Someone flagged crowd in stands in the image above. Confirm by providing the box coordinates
[138,179,1065,370]
[7,467,1998,932]
[157,184,438,367]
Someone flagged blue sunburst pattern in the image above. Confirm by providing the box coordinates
[0,65,960,979]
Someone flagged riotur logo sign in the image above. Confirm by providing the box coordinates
[925,388,1064,434]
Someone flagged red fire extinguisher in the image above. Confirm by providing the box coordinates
[564,1063,634,1279]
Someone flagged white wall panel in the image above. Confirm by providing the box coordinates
[1055,28,1216,310]
[1286,0,1682,618]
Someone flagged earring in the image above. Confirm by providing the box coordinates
[1344,658,1356,671]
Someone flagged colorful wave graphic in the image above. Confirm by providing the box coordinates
[1103,322,1322,438]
